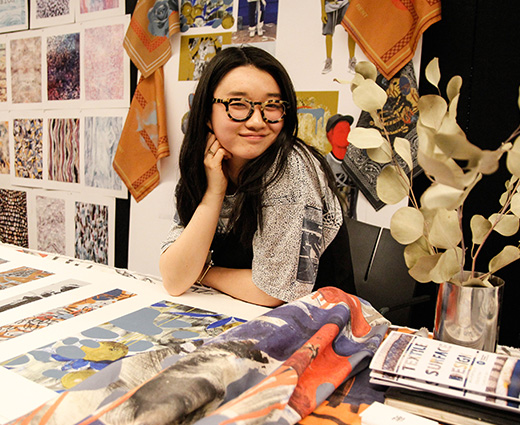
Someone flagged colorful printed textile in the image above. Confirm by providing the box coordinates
[113,67,170,202]
[342,0,441,79]
[114,0,180,201]
[9,287,389,424]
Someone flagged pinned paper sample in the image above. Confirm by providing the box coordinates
[0,189,28,247]
[30,0,76,28]
[46,31,80,102]
[1,300,244,391]
[0,0,28,33]
[36,195,66,254]
[74,201,109,264]
[0,266,53,291]
[0,40,6,104]
[0,289,135,340]
[0,120,8,174]
[47,117,80,184]
[13,117,44,180]
[82,17,129,106]
[84,114,124,194]
[77,0,124,21]
[10,34,42,104]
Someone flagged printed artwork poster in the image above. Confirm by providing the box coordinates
[30,0,76,29]
[73,194,115,266]
[44,25,81,107]
[0,300,238,392]
[44,111,81,191]
[342,61,420,210]
[178,32,232,81]
[82,109,128,199]
[0,279,89,314]
[8,30,43,107]
[9,111,46,188]
[0,0,28,34]
[233,0,279,45]
[296,91,339,156]
[179,0,234,32]
[0,36,7,107]
[76,0,125,22]
[0,188,28,247]
[80,15,130,108]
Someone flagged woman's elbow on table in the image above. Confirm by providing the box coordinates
[159,252,195,297]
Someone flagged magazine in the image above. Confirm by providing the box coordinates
[370,331,520,413]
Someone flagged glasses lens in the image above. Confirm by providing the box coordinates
[227,99,252,121]
[263,101,285,122]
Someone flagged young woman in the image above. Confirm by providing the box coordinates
[160,46,355,306]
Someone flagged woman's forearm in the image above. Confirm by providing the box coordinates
[160,192,224,296]
[201,267,283,307]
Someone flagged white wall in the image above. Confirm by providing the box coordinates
[128,0,419,276]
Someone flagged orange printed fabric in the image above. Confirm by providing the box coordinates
[115,0,180,202]
[113,68,169,202]
[342,0,441,79]
[124,0,180,78]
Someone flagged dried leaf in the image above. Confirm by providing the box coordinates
[420,183,466,210]
[488,245,520,274]
[425,57,440,89]
[469,149,503,175]
[417,95,446,130]
[355,61,378,81]
[489,213,519,236]
[404,237,431,269]
[431,247,463,283]
[349,73,365,93]
[409,253,441,283]
[446,75,463,103]
[376,165,410,205]
[390,207,424,244]
[435,115,482,160]
[367,142,393,164]
[352,79,388,112]
[429,209,462,249]
[506,136,520,178]
[394,137,413,170]
[348,127,386,149]
[470,214,491,244]
[511,192,520,217]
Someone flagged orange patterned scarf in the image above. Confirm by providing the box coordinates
[113,0,179,201]
[342,0,441,79]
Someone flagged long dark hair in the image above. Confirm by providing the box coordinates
[176,46,341,245]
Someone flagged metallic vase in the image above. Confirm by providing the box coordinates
[434,273,505,352]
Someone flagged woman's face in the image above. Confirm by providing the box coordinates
[210,65,284,171]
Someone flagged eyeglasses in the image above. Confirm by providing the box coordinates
[212,98,289,123]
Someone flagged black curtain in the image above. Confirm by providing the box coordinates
[419,0,520,347]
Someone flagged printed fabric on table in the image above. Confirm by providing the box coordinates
[9,287,390,425]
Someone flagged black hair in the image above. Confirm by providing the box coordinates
[175,46,341,245]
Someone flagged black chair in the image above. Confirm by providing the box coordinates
[345,217,437,328]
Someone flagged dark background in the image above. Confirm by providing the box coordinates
[419,0,520,347]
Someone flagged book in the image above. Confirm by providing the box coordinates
[384,386,520,425]
[369,331,520,415]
